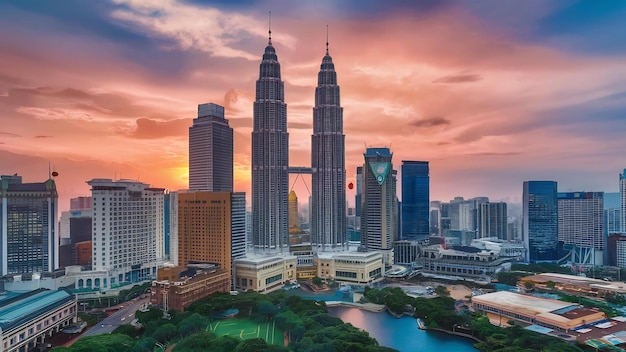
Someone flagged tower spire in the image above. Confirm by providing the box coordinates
[268,11,272,45]
[325,24,329,55]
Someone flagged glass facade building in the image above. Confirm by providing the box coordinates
[189,103,233,192]
[400,161,429,241]
[523,181,559,262]
[361,148,397,252]
[0,175,58,275]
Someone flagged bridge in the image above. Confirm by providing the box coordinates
[288,166,313,174]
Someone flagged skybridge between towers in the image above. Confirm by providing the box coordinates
[288,167,313,174]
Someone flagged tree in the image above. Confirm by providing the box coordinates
[434,285,450,297]
[136,307,162,323]
[312,276,323,287]
[256,299,278,319]
[172,331,216,352]
[524,281,534,290]
[178,313,208,337]
[112,324,140,338]
[132,337,157,352]
[53,334,136,352]
[151,323,179,343]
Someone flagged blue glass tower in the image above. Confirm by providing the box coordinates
[523,181,559,262]
[401,161,429,241]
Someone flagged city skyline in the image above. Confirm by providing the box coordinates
[1,1,626,211]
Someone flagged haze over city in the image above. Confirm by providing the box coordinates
[1,0,626,211]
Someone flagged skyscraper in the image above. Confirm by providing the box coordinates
[355,166,363,217]
[88,178,165,285]
[177,191,233,274]
[523,181,559,262]
[289,190,300,233]
[251,30,289,252]
[189,103,233,192]
[558,192,604,252]
[0,174,58,275]
[621,169,626,232]
[311,39,346,251]
[401,161,429,241]
[361,148,397,264]
[478,202,507,239]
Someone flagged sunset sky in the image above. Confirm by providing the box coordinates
[1,0,626,212]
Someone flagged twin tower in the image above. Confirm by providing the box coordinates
[252,29,346,253]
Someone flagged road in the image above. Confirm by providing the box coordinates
[83,297,150,336]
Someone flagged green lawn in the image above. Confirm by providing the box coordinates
[207,318,283,345]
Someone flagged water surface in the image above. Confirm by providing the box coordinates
[328,306,478,352]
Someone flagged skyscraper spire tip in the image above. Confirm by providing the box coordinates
[325,24,329,55]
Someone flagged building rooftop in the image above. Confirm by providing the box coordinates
[316,250,383,260]
[0,289,74,331]
[235,254,296,264]
[472,291,574,316]
[525,273,626,292]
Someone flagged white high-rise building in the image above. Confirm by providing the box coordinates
[88,178,165,286]
[558,192,604,251]
[169,191,179,266]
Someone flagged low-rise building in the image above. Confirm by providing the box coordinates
[418,244,513,281]
[0,288,76,352]
[150,264,229,312]
[520,273,626,299]
[233,255,297,292]
[317,251,384,284]
[472,291,605,332]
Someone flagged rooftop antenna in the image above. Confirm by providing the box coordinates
[268,11,272,45]
[326,24,329,55]
[48,161,51,179]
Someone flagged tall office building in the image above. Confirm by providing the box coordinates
[604,192,621,236]
[558,192,604,250]
[231,192,247,262]
[177,192,233,274]
[251,30,289,252]
[311,40,346,250]
[0,175,58,275]
[169,191,179,266]
[289,190,300,232]
[189,103,233,192]
[361,148,397,264]
[401,161,429,241]
[439,202,451,235]
[621,169,626,232]
[59,196,93,268]
[479,202,508,239]
[88,178,165,285]
[355,166,363,217]
[523,181,559,262]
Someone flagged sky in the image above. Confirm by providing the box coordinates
[1,0,626,212]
